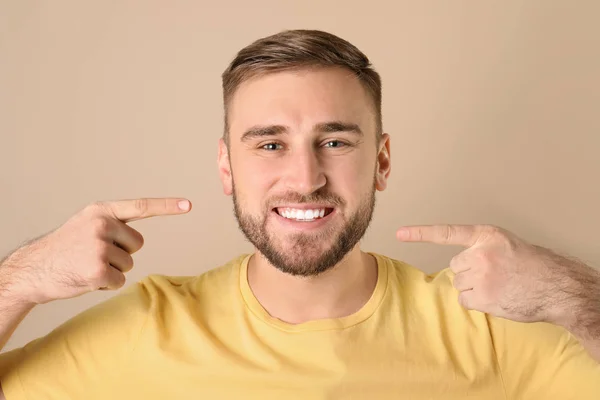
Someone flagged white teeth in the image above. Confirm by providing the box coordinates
[277,207,329,221]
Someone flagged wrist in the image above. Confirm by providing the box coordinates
[0,250,39,308]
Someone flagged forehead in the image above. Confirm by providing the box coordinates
[228,67,377,139]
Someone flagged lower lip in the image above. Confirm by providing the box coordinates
[272,209,335,231]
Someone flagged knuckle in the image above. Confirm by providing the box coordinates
[473,248,491,265]
[479,280,492,296]
[414,230,422,241]
[84,264,106,283]
[90,217,111,235]
[480,267,492,281]
[94,240,111,259]
[441,225,454,243]
[83,202,99,212]
[84,201,106,216]
[479,277,497,298]
[483,224,503,239]
[134,198,149,216]
[497,233,515,250]
[483,223,498,232]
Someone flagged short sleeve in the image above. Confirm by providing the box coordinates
[487,315,600,399]
[0,281,151,400]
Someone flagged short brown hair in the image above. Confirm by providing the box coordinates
[221,29,382,145]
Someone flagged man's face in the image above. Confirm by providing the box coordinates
[218,67,390,276]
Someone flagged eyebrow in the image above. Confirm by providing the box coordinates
[240,121,363,142]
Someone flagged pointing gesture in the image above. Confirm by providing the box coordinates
[107,198,192,223]
[396,224,487,248]
[2,198,192,306]
[396,224,599,326]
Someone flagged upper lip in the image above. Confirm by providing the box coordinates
[272,204,335,210]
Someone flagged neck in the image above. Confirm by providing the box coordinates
[247,246,378,324]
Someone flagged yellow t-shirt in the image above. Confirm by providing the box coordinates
[1,253,599,399]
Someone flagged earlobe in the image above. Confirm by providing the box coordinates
[375,133,391,191]
[217,138,233,196]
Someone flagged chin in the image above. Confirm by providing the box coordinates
[262,238,348,277]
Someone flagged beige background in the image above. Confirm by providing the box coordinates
[1,1,599,351]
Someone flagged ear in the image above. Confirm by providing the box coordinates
[217,138,233,196]
[375,133,391,191]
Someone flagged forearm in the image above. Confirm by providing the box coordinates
[0,255,36,352]
[558,264,600,363]
[0,294,34,352]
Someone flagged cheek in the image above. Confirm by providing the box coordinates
[233,159,277,206]
[326,156,376,193]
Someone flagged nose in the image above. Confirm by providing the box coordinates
[282,148,326,195]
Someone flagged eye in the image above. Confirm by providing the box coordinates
[261,142,283,151]
[323,140,347,148]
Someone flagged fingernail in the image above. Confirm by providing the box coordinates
[397,228,409,240]
[178,200,190,211]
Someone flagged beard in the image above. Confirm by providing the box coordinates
[232,179,376,277]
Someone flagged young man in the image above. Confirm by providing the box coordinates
[0,29,599,399]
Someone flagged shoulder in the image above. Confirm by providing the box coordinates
[0,254,251,399]
[135,253,249,302]
[27,254,250,346]
[123,254,250,327]
[371,252,490,331]
[371,252,458,299]
[373,253,576,338]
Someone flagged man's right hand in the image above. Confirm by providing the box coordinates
[0,198,192,306]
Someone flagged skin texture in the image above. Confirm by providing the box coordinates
[397,224,600,362]
[0,198,192,397]
[217,66,392,323]
[220,67,390,277]
[0,198,191,346]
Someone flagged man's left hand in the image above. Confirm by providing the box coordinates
[396,224,600,329]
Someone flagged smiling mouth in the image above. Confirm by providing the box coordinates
[274,207,335,221]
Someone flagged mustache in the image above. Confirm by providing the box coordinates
[267,189,345,209]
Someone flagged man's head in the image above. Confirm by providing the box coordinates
[217,29,391,276]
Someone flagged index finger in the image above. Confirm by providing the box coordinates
[106,198,192,222]
[396,224,486,247]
